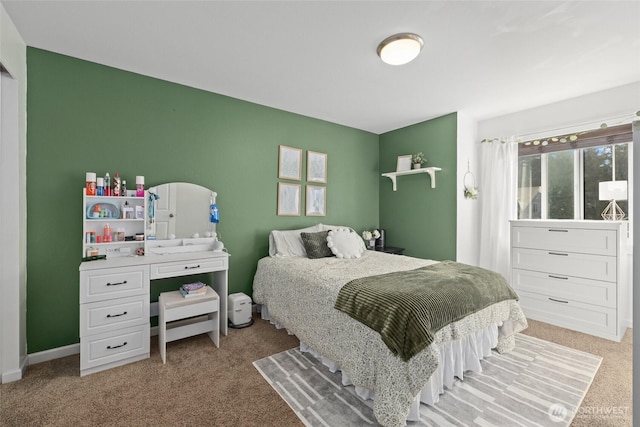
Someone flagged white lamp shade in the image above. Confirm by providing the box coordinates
[599,180,627,201]
[377,33,423,65]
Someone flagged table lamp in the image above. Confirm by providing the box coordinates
[599,180,627,220]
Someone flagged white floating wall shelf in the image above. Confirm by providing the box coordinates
[381,167,442,191]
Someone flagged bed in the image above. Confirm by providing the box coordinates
[253,225,527,427]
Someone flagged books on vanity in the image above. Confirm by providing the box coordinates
[179,282,209,298]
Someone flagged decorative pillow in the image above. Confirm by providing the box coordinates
[320,224,367,252]
[326,228,365,259]
[300,231,334,259]
[269,224,322,257]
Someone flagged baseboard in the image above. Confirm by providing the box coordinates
[1,354,27,383]
[28,343,79,365]
[2,368,22,383]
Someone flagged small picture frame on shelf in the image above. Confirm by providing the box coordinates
[396,155,412,172]
[307,151,327,183]
[278,145,302,181]
[277,182,301,216]
[306,185,326,216]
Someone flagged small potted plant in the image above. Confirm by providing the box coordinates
[362,229,381,250]
[412,152,426,169]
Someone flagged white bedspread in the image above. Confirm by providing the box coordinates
[252,251,527,427]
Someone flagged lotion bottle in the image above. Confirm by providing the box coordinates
[113,172,121,197]
[136,176,145,197]
[104,172,111,196]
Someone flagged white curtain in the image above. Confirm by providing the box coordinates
[478,138,518,281]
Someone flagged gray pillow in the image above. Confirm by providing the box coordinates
[300,230,334,259]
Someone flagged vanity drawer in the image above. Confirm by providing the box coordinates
[80,265,149,303]
[512,269,616,308]
[150,256,228,279]
[511,226,617,256]
[80,295,149,337]
[80,324,149,373]
[512,247,616,282]
[517,290,617,339]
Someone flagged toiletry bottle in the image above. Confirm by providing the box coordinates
[85,172,96,196]
[103,223,111,242]
[121,180,127,197]
[113,172,121,197]
[136,176,145,197]
[104,172,111,196]
[96,177,104,196]
[210,193,219,223]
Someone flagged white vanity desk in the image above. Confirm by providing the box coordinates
[79,250,228,376]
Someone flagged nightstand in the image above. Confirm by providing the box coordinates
[375,246,405,255]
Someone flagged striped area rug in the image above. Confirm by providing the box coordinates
[253,334,601,426]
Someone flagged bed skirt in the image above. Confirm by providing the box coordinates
[260,305,499,422]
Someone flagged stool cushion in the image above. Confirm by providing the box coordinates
[160,286,218,309]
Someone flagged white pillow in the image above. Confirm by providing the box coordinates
[269,224,322,257]
[320,224,367,252]
[326,228,365,259]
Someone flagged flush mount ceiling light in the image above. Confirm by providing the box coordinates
[377,33,424,65]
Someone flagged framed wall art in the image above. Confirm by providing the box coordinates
[396,155,412,172]
[307,151,327,183]
[278,145,302,180]
[306,185,326,217]
[277,182,301,216]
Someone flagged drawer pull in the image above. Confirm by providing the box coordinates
[106,311,128,318]
[106,341,128,350]
[184,265,201,270]
[548,252,568,256]
[106,280,128,286]
[548,229,569,232]
[548,275,568,280]
[548,298,569,304]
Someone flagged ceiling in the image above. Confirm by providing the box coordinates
[2,1,639,134]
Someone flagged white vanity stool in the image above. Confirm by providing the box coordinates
[158,286,220,364]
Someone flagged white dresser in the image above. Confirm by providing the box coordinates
[510,220,629,342]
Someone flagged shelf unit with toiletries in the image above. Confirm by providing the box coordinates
[83,189,147,258]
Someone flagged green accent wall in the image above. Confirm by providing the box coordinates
[26,48,379,352]
[379,113,458,260]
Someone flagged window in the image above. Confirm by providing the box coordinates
[517,124,632,220]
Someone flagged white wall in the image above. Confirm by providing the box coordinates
[456,111,480,265]
[0,3,27,383]
[477,82,639,327]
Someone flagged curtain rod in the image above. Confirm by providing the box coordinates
[482,111,639,144]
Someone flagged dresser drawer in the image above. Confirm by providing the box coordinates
[511,226,617,256]
[512,269,616,308]
[150,256,228,279]
[80,324,149,372]
[80,265,149,303]
[512,247,616,282]
[517,290,617,339]
[80,295,149,337]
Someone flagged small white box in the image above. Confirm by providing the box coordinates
[228,292,252,327]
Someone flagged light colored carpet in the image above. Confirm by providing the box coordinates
[0,318,631,426]
[253,334,602,427]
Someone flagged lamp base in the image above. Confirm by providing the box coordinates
[601,200,626,221]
